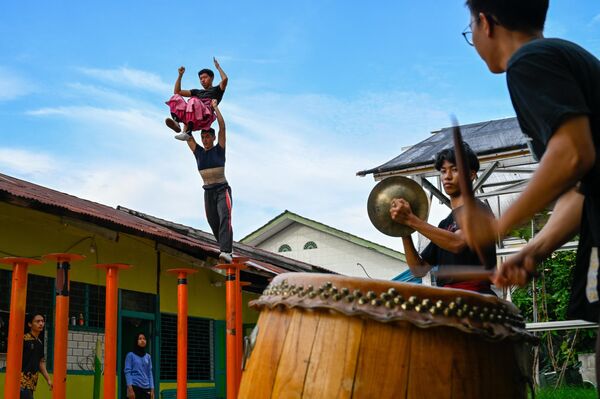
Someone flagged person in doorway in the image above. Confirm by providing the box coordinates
[390,144,496,295]
[124,333,154,399]
[165,57,228,140]
[20,312,52,399]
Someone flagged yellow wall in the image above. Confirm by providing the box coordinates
[0,372,215,398]
[0,201,260,321]
[0,201,262,397]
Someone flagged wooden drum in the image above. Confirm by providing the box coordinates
[239,273,537,399]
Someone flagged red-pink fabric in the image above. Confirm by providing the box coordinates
[165,94,216,131]
[443,280,490,293]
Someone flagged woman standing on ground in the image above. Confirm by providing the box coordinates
[124,333,154,399]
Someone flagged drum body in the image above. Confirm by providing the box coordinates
[239,274,536,399]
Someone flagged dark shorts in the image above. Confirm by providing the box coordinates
[20,388,34,399]
[133,385,152,399]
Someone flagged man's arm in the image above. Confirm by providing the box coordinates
[460,115,595,252]
[39,358,53,390]
[390,198,466,254]
[493,188,583,287]
[174,66,192,97]
[497,115,595,236]
[185,135,198,153]
[401,236,432,278]
[214,57,228,91]
[212,99,226,148]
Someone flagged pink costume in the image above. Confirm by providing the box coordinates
[165,94,216,131]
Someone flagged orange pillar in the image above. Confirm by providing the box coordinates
[0,257,43,399]
[96,263,132,399]
[217,257,247,399]
[167,268,197,399]
[45,253,85,399]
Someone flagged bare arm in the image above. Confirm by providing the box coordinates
[494,188,583,287]
[185,135,197,153]
[401,236,432,277]
[391,198,466,254]
[212,99,226,148]
[174,66,192,97]
[498,115,595,236]
[214,57,228,91]
[39,358,53,390]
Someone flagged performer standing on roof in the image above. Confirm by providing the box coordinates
[165,57,228,141]
[181,99,233,263]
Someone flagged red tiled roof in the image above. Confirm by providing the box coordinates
[0,173,322,276]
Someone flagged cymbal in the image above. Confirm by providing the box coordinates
[367,176,429,237]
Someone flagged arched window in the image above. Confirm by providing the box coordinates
[303,241,318,250]
[278,244,292,253]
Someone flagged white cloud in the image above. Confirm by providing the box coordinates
[0,67,33,101]
[78,67,170,93]
[0,148,60,176]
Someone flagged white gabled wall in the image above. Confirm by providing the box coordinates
[257,223,408,280]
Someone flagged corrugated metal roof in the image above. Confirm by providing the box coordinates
[358,117,530,176]
[0,172,331,276]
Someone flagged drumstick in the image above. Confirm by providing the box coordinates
[452,118,496,268]
[433,266,495,281]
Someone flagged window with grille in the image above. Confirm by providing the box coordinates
[121,289,156,313]
[303,241,318,250]
[70,281,106,328]
[160,313,213,381]
[278,244,292,253]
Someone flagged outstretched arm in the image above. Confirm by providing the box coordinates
[493,187,583,287]
[390,198,467,254]
[214,57,228,92]
[174,66,192,97]
[212,99,226,148]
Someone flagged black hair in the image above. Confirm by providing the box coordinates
[201,128,216,136]
[434,142,480,173]
[198,68,215,79]
[26,312,45,325]
[465,0,548,33]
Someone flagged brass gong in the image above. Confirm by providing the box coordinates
[367,176,430,237]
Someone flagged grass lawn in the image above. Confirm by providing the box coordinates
[533,387,597,398]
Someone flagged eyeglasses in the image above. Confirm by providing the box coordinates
[462,21,474,46]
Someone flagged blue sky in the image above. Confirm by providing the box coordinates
[1,1,599,259]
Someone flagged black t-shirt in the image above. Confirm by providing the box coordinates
[507,38,600,320]
[421,204,496,287]
[193,144,226,171]
[21,332,44,390]
[507,38,600,245]
[190,85,225,104]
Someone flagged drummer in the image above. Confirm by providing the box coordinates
[458,0,600,389]
[390,144,496,295]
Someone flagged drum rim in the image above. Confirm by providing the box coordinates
[251,273,538,344]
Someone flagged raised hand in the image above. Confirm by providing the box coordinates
[213,57,220,69]
[178,66,185,75]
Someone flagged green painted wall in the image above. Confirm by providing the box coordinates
[0,201,260,397]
